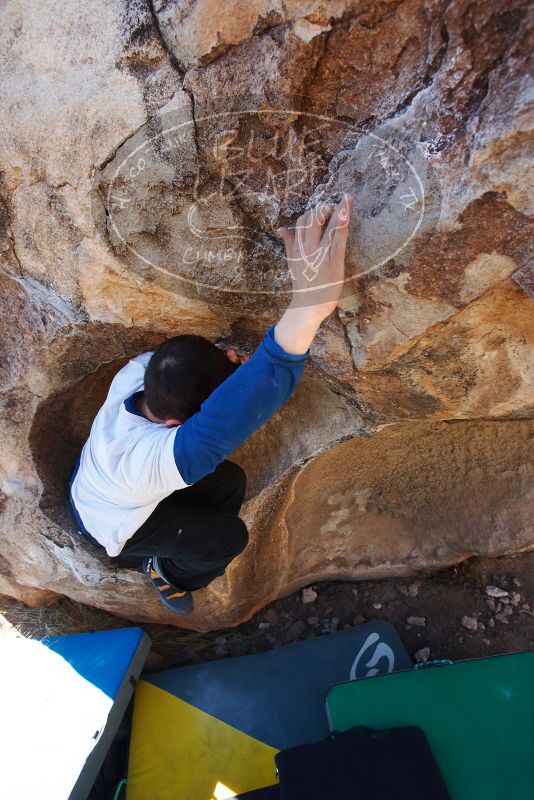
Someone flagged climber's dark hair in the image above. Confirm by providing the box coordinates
[144,335,238,421]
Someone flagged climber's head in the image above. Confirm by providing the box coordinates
[143,335,239,426]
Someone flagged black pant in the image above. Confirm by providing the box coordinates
[115,460,248,591]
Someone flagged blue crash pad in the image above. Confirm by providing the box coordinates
[127,622,411,799]
[146,621,411,748]
[0,627,150,800]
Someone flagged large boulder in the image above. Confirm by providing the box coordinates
[0,0,532,630]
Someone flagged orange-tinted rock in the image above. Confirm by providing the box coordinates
[345,281,534,421]
[275,419,534,592]
[0,561,58,609]
[153,0,351,70]
[339,195,533,373]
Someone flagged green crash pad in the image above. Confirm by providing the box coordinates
[326,651,534,800]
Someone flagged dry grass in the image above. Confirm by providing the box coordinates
[0,596,125,639]
[0,595,225,665]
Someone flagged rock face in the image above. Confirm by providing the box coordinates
[0,0,532,630]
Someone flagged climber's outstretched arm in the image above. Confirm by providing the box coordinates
[274,192,353,354]
[173,193,353,486]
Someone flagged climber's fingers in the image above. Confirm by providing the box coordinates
[292,207,312,261]
[276,226,295,261]
[224,348,241,364]
[322,193,353,266]
[305,201,336,251]
[214,344,249,365]
[292,202,335,256]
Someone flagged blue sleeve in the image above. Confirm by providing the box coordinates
[173,325,309,484]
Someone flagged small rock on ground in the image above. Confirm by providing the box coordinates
[461,615,478,631]
[285,620,307,642]
[145,650,165,671]
[302,587,318,604]
[486,585,509,598]
[414,646,430,662]
[406,616,426,627]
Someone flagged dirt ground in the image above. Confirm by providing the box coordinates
[1,552,533,670]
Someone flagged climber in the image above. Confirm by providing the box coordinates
[69,193,354,615]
